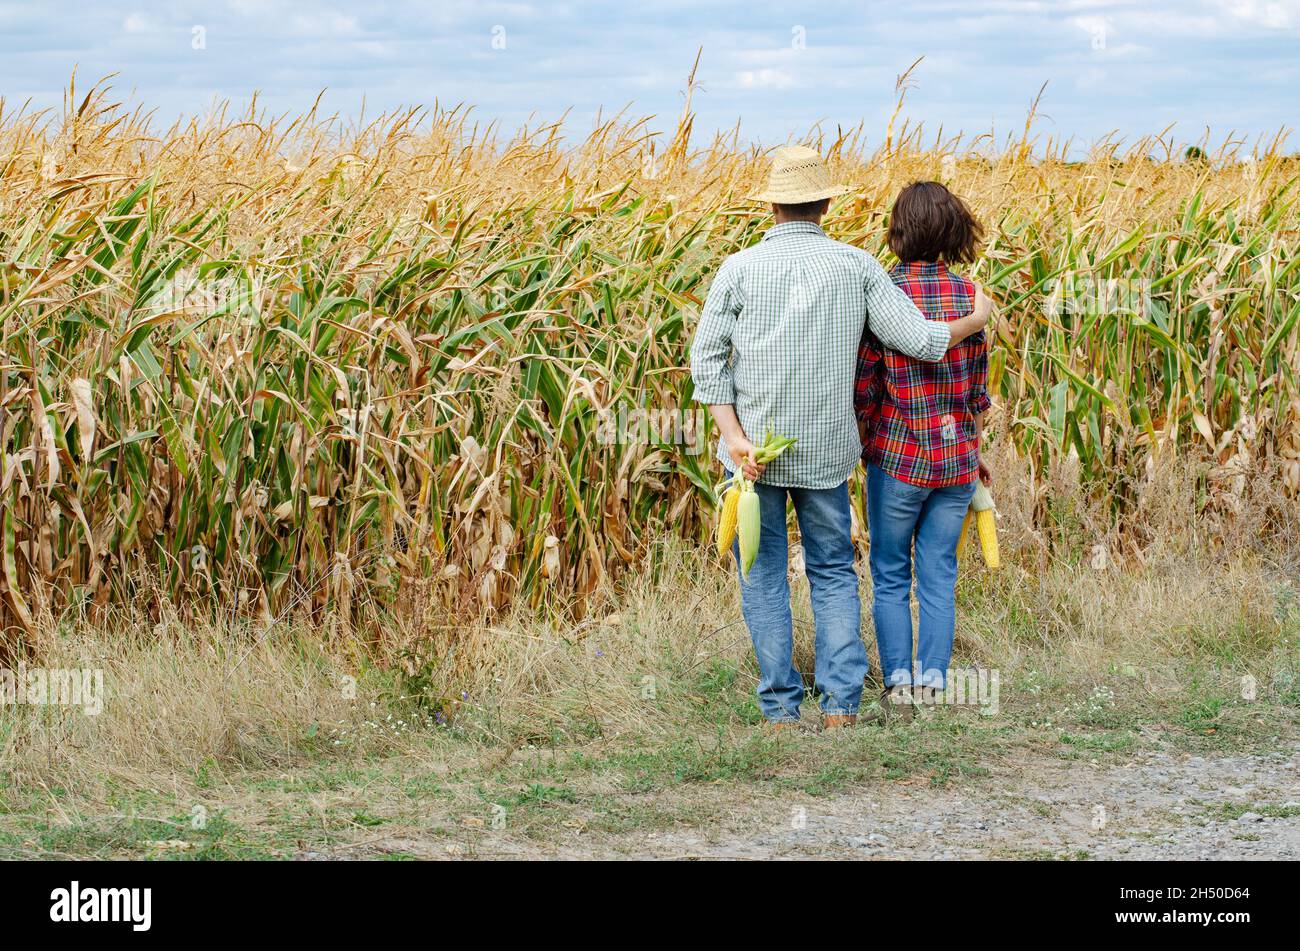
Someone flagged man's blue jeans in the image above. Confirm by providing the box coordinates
[865,464,977,690]
[735,480,866,721]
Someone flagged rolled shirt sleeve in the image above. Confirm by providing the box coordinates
[861,253,949,363]
[689,260,742,405]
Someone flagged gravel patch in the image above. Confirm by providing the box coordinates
[337,743,1300,860]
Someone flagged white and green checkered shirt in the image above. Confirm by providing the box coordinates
[690,221,949,489]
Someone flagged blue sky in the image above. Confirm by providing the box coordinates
[1,1,1296,152]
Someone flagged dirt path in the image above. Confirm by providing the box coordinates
[332,744,1300,860]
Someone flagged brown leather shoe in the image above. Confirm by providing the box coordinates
[914,685,940,708]
[881,685,916,723]
[763,720,798,733]
[823,714,858,730]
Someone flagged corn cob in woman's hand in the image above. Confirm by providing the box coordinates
[969,481,1000,569]
[955,482,999,569]
[955,509,973,560]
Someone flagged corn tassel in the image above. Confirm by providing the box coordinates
[716,485,740,557]
[970,482,999,569]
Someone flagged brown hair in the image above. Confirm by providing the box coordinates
[886,181,983,265]
[772,197,831,219]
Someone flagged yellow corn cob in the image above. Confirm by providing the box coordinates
[955,509,973,559]
[716,431,792,577]
[716,485,740,557]
[737,480,761,579]
[970,482,999,569]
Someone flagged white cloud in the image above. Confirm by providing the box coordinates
[1215,0,1296,28]
[1120,0,1298,36]
[287,12,360,37]
[735,68,794,90]
[354,41,396,59]
[123,12,148,33]
[1071,14,1111,43]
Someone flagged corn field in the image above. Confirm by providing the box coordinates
[0,79,1297,645]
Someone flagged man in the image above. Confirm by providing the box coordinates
[689,145,992,730]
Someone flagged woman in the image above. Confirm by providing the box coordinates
[855,181,993,720]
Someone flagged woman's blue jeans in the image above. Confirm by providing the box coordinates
[736,480,867,721]
[865,464,977,690]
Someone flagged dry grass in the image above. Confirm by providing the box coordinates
[1,490,1294,858]
[3,622,353,790]
[4,453,1295,809]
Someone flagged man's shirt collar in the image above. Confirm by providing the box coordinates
[762,221,826,241]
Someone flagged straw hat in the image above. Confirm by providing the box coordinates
[749,145,852,204]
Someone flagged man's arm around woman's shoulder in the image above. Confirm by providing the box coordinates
[860,250,994,362]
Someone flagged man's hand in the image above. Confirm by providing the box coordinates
[972,285,993,328]
[977,456,992,485]
[707,403,765,481]
[946,285,996,348]
[727,436,765,481]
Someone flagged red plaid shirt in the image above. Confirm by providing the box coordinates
[854,261,991,487]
